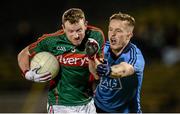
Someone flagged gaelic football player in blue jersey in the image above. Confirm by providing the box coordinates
[94,12,145,113]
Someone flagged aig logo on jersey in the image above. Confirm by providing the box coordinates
[100,77,122,90]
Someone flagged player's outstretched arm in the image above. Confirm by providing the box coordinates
[95,58,135,78]
[89,59,99,80]
[110,62,134,78]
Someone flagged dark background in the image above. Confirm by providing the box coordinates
[0,0,180,112]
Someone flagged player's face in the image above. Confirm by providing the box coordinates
[63,19,87,46]
[108,19,132,53]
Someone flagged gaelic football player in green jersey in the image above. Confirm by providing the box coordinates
[17,8,105,113]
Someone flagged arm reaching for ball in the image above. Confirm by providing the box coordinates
[95,58,135,78]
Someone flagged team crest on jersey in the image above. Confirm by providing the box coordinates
[71,48,76,53]
[100,77,122,90]
[56,46,66,51]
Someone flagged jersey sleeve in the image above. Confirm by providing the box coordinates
[127,47,145,73]
[28,35,49,57]
[133,50,145,73]
[28,29,65,57]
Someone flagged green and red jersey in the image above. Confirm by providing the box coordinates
[28,25,105,106]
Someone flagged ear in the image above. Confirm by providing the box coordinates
[127,32,133,40]
[85,20,88,29]
[85,20,88,26]
[129,32,133,38]
[62,24,65,30]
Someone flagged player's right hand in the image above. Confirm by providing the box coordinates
[96,59,111,77]
[25,65,52,83]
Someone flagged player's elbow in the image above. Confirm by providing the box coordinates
[17,46,30,63]
[121,62,134,77]
[111,62,135,78]
[17,48,25,62]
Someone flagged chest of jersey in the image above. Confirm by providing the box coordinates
[39,36,89,67]
[57,53,89,67]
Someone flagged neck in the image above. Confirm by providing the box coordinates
[112,42,129,56]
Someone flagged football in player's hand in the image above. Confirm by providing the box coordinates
[30,52,60,79]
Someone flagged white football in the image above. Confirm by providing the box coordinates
[30,52,60,79]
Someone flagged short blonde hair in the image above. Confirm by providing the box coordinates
[110,12,135,27]
[62,8,85,24]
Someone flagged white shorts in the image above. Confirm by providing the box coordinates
[47,99,96,114]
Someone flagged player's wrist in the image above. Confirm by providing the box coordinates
[96,62,111,77]
[88,56,95,60]
[21,69,29,77]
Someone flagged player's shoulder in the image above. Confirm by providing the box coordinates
[124,42,140,52]
[104,41,110,53]
[87,25,103,32]
[86,25,105,44]
[129,42,143,54]
[37,29,65,41]
[127,43,144,62]
[87,25,104,36]
[122,43,141,60]
[105,41,110,46]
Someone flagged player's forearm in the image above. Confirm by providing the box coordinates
[110,62,134,78]
[88,60,100,80]
[17,46,30,74]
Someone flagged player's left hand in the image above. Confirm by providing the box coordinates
[96,59,111,77]
[85,38,99,60]
[25,65,52,83]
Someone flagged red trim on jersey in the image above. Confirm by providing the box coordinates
[49,105,53,113]
[60,53,86,58]
[49,79,56,88]
[53,88,59,105]
[89,74,94,83]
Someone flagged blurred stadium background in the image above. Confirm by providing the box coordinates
[0,0,180,112]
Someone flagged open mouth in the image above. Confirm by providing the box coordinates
[74,37,80,41]
[73,37,82,45]
[110,38,116,45]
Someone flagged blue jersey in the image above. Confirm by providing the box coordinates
[94,41,145,113]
